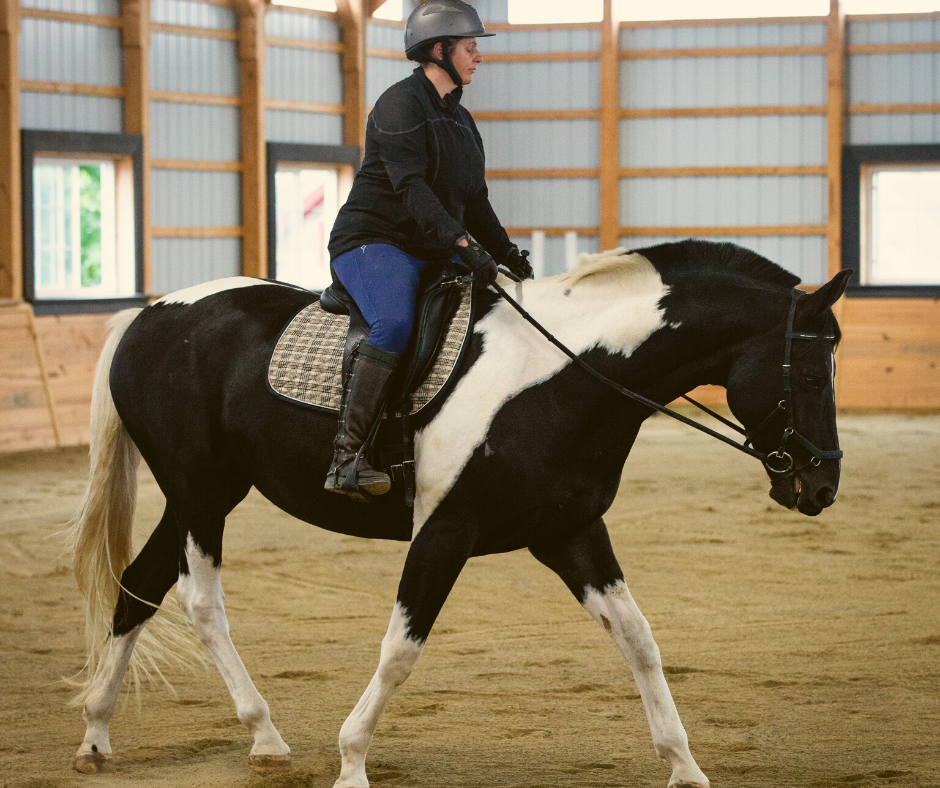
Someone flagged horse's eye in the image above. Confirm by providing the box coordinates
[803,375,825,389]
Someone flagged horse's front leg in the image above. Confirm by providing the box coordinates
[335,510,477,788]
[529,517,709,788]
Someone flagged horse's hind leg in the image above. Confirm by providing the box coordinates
[176,529,291,769]
[529,518,709,788]
[75,508,180,773]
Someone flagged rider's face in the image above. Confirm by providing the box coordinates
[449,37,482,85]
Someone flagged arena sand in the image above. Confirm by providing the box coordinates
[1,414,938,788]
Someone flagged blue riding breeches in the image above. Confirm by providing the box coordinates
[330,244,437,354]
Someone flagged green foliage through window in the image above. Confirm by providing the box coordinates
[79,165,102,287]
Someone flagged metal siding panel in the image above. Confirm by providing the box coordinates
[848,18,940,45]
[849,52,940,104]
[150,102,240,160]
[150,33,239,95]
[848,112,940,145]
[367,22,404,49]
[151,170,241,227]
[462,61,599,111]
[151,0,236,29]
[20,92,122,131]
[366,56,414,107]
[266,47,343,103]
[20,19,122,86]
[151,237,241,292]
[473,0,507,24]
[21,0,119,13]
[484,28,600,53]
[620,115,826,167]
[266,9,341,41]
[486,178,598,227]
[476,119,598,168]
[620,175,826,226]
[265,109,343,143]
[622,23,825,50]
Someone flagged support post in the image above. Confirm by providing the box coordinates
[0,0,21,301]
[599,0,620,252]
[336,0,366,151]
[122,0,152,293]
[826,0,845,281]
[235,0,267,278]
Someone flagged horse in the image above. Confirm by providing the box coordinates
[67,240,849,788]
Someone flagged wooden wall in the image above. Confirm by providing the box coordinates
[0,305,108,452]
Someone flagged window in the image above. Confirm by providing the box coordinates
[842,144,940,297]
[510,0,602,24]
[22,130,145,314]
[270,0,336,11]
[611,0,938,21]
[266,143,361,291]
[372,0,402,21]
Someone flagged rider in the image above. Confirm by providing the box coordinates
[324,0,533,500]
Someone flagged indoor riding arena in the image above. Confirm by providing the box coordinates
[1,1,938,787]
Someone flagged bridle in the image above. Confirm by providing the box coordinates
[488,279,843,480]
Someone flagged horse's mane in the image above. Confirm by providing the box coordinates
[561,240,802,291]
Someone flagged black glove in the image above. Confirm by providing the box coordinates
[454,239,498,288]
[504,247,533,280]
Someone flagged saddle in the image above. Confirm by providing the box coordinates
[268,261,475,507]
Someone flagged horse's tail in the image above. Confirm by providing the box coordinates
[65,308,203,704]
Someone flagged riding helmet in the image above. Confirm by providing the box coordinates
[404,0,494,58]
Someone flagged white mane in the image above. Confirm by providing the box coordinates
[559,247,657,288]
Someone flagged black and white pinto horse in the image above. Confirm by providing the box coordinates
[68,241,848,787]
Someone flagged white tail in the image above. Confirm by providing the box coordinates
[65,309,204,703]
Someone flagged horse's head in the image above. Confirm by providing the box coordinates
[725,270,851,516]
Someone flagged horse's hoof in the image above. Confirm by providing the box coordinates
[249,753,292,772]
[73,752,114,774]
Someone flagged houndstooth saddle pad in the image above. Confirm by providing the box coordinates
[267,282,473,416]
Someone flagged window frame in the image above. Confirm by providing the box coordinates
[22,130,147,315]
[841,143,940,298]
[265,142,361,286]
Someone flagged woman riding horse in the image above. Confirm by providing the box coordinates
[325,0,532,500]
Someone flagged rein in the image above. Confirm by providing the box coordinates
[488,278,843,477]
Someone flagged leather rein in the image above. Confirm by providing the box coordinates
[488,277,843,479]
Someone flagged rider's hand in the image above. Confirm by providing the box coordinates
[504,247,533,280]
[455,238,498,288]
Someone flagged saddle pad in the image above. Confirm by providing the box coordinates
[267,283,473,416]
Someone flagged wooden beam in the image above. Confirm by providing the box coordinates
[621,165,827,177]
[0,0,20,301]
[122,0,151,294]
[472,109,600,121]
[619,225,827,236]
[149,89,240,106]
[847,42,940,55]
[621,105,826,118]
[504,226,599,237]
[844,11,940,22]
[266,3,337,19]
[848,102,940,115]
[267,36,344,53]
[151,226,244,238]
[335,0,365,150]
[826,0,845,282]
[234,0,266,278]
[151,158,243,171]
[486,167,600,179]
[19,8,122,27]
[265,98,345,114]
[19,80,125,98]
[484,22,601,32]
[619,16,827,29]
[151,22,238,40]
[599,0,619,252]
[621,45,827,59]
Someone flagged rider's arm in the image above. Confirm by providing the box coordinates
[372,92,467,253]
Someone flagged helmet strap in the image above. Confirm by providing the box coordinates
[430,45,463,90]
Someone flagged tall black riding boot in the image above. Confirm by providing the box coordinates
[324,341,400,499]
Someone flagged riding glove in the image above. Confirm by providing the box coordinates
[455,239,498,287]
[504,247,534,280]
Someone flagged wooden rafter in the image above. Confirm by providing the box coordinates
[336,0,366,150]
[0,0,20,300]
[599,0,619,251]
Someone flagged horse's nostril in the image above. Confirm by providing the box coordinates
[817,487,836,507]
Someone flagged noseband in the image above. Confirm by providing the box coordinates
[490,280,843,479]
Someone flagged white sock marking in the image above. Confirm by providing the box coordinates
[176,536,289,757]
[335,603,423,788]
[583,581,709,787]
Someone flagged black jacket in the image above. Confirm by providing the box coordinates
[328,67,515,264]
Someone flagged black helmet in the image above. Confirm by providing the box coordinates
[404,0,494,58]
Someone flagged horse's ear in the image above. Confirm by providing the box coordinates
[802,269,852,316]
